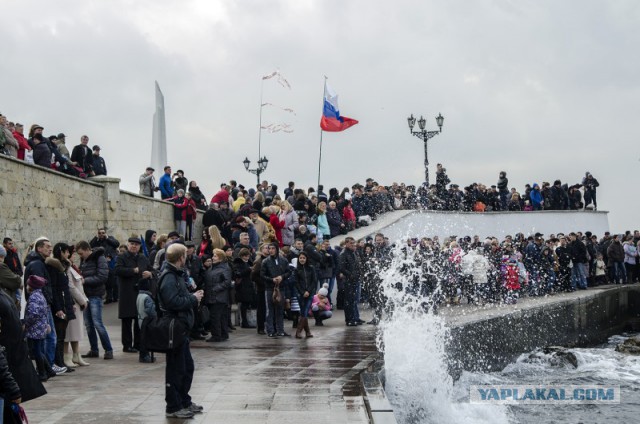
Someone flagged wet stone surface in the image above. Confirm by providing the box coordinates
[24,303,377,423]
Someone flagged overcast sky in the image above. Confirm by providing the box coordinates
[2,0,638,232]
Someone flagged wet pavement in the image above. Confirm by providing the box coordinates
[24,303,378,423]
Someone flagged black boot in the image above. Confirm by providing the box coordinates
[35,357,48,382]
[43,357,57,379]
[292,313,299,329]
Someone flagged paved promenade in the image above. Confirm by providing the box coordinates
[24,304,378,423]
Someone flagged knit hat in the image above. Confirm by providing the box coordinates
[27,275,47,289]
[318,283,329,297]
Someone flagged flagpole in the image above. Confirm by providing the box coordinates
[258,79,264,160]
[317,76,327,191]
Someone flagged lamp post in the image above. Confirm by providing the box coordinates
[407,113,444,187]
[243,156,269,185]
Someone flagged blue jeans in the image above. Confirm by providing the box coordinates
[612,262,627,283]
[45,309,57,365]
[84,296,113,353]
[298,295,313,319]
[571,263,588,289]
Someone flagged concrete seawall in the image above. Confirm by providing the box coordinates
[442,285,640,375]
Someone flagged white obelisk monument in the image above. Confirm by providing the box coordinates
[150,81,167,174]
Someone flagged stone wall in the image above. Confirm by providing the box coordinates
[0,155,202,251]
[446,285,640,376]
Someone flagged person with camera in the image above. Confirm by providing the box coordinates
[139,167,158,198]
[158,243,204,419]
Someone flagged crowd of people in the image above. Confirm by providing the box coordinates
[357,230,640,324]
[0,113,107,178]
[136,164,603,245]
[418,165,601,212]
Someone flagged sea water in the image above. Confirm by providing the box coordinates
[377,245,640,423]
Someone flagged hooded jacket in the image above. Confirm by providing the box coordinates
[23,250,53,306]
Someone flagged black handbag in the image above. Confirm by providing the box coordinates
[140,273,188,353]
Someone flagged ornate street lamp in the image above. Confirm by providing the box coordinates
[243,155,269,185]
[407,113,444,187]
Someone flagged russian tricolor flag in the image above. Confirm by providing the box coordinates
[320,81,358,132]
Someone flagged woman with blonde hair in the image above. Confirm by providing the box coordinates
[209,225,226,250]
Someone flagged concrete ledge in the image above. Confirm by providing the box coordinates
[361,356,398,424]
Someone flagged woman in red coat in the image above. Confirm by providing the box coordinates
[185,193,198,241]
[267,206,285,247]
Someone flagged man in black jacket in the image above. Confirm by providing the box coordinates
[70,135,93,175]
[76,241,114,359]
[159,244,204,419]
[115,238,155,355]
[568,233,588,290]
[339,237,362,326]
[260,242,291,337]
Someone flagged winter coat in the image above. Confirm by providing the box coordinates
[497,176,509,192]
[569,240,588,264]
[529,185,543,208]
[304,242,325,268]
[139,173,156,196]
[316,249,334,280]
[0,262,22,301]
[460,250,489,284]
[92,155,107,175]
[339,248,362,285]
[316,213,330,238]
[70,144,92,172]
[115,250,154,319]
[24,289,49,340]
[1,127,19,157]
[23,251,53,306]
[260,249,291,291]
[189,186,208,211]
[0,346,21,402]
[204,261,232,304]
[159,173,173,199]
[295,264,317,298]
[326,208,343,238]
[251,254,267,292]
[269,214,285,247]
[32,140,52,168]
[45,257,74,318]
[79,247,109,298]
[136,290,156,326]
[233,257,257,304]
[0,290,46,402]
[157,263,197,330]
[342,206,356,228]
[12,130,31,160]
[607,241,625,264]
[171,196,189,221]
[624,242,638,265]
[281,209,299,246]
[89,235,120,259]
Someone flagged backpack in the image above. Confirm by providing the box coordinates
[140,270,188,353]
